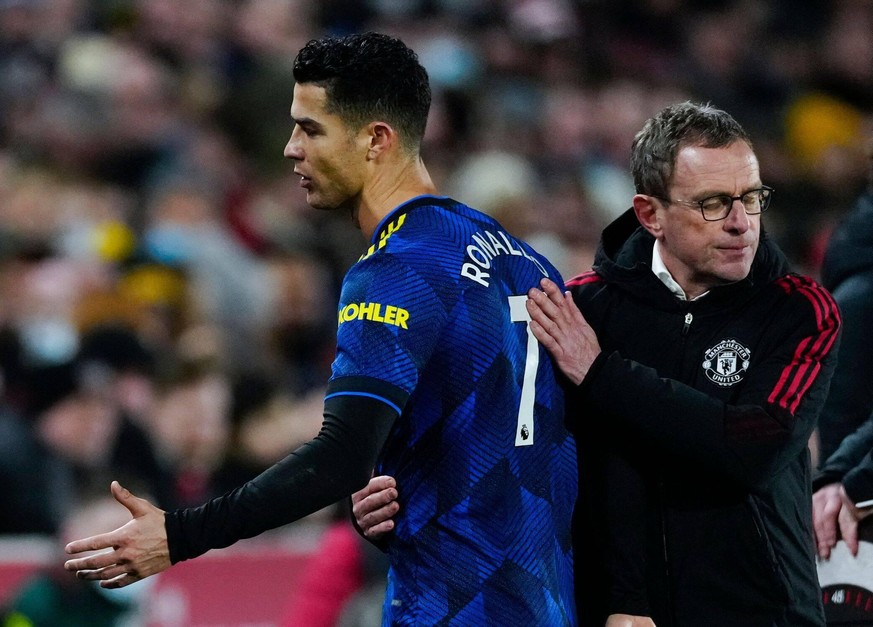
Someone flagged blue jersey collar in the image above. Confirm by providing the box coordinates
[370,195,452,244]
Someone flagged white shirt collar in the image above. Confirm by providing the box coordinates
[651,241,708,301]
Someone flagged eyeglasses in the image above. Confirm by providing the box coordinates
[654,185,774,222]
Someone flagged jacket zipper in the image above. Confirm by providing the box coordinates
[682,312,693,336]
[666,308,690,622]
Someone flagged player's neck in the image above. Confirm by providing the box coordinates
[358,156,436,240]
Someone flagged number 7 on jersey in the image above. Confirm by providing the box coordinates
[508,295,538,446]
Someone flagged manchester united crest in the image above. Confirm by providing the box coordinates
[702,339,751,387]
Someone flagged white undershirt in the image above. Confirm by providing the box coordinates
[651,241,709,301]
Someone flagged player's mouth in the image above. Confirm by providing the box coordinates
[296,172,313,190]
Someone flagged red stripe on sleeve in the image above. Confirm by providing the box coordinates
[565,271,601,288]
[768,276,840,414]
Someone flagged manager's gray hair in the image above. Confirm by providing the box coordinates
[631,101,752,198]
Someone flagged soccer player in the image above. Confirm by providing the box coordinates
[64,32,578,625]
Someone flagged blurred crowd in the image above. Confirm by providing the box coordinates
[1,0,872,624]
[1,0,872,558]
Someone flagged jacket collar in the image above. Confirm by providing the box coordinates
[592,208,793,305]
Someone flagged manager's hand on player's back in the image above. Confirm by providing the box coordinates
[526,277,600,386]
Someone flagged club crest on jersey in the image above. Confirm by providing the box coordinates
[702,339,750,387]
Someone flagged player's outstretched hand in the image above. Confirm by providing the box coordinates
[352,475,400,541]
[64,481,171,588]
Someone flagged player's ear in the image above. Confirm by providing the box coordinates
[366,121,396,160]
[633,194,663,239]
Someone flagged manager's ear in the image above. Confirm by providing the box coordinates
[633,194,663,240]
[365,121,396,160]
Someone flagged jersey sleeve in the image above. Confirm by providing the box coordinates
[331,251,448,395]
[165,393,399,563]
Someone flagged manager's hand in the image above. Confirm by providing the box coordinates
[352,475,400,541]
[64,481,171,588]
[526,278,600,385]
[606,614,657,627]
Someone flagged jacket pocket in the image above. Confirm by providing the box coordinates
[745,497,791,602]
[666,498,791,613]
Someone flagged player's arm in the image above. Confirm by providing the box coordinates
[65,389,402,588]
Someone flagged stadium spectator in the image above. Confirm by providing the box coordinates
[812,134,873,560]
[813,134,873,462]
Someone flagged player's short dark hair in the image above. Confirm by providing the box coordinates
[631,101,752,197]
[293,32,431,154]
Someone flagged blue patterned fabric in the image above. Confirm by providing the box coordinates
[329,196,577,626]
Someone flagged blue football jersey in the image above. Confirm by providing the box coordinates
[328,196,577,626]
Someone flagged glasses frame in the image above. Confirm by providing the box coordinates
[654,185,774,222]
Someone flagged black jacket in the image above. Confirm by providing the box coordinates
[816,189,873,461]
[571,210,840,627]
[813,190,873,506]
